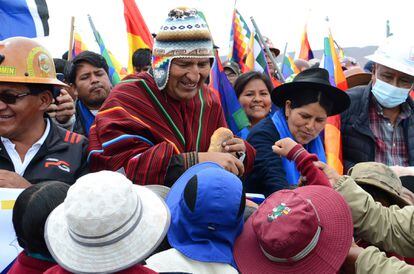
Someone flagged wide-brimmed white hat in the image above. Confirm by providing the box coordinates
[366,35,414,77]
[45,171,170,274]
[145,184,170,200]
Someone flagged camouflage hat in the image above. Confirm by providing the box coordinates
[348,162,410,207]
[223,60,241,75]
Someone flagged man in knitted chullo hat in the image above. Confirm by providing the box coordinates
[88,7,255,186]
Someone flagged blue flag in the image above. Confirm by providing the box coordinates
[209,50,250,139]
[0,0,49,40]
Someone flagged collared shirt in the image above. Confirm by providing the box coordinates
[369,97,411,166]
[1,119,50,175]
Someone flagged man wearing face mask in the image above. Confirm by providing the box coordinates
[341,36,414,172]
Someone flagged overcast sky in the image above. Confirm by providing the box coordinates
[36,0,413,65]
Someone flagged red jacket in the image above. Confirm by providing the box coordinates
[7,252,56,274]
[286,144,331,188]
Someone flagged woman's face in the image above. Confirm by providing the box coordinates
[285,100,328,145]
[238,79,272,126]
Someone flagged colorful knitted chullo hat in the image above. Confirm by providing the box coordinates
[152,7,214,90]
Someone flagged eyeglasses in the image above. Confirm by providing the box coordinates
[0,92,32,104]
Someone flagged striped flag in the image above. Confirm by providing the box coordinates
[123,0,153,73]
[210,49,250,139]
[322,30,348,175]
[228,9,251,73]
[0,0,49,39]
[298,24,314,61]
[88,15,124,85]
[72,32,88,58]
[245,32,269,75]
[282,55,299,80]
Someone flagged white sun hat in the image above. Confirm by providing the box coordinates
[145,184,170,200]
[44,171,170,274]
[366,35,414,77]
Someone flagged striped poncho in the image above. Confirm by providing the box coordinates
[88,73,255,185]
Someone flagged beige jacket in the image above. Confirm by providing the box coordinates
[356,246,414,273]
[335,176,414,273]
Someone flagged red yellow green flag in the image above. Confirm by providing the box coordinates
[123,0,153,73]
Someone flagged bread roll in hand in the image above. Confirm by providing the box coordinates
[208,127,234,153]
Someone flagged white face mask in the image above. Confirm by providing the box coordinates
[371,78,411,108]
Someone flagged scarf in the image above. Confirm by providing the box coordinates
[77,100,95,137]
[272,110,326,185]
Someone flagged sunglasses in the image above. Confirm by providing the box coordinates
[0,92,32,104]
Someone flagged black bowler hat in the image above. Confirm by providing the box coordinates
[272,68,351,116]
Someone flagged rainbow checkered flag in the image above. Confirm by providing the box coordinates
[282,55,299,80]
[88,15,125,85]
[322,30,348,175]
[299,24,314,61]
[72,31,88,58]
[228,9,251,72]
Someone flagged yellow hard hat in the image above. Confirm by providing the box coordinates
[0,37,67,87]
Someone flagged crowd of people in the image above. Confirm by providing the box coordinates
[1,6,414,274]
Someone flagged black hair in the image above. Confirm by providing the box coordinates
[234,71,273,98]
[53,58,68,74]
[61,51,69,61]
[53,58,71,83]
[67,51,109,84]
[12,181,70,256]
[364,60,375,73]
[132,48,152,69]
[287,89,334,115]
[24,83,57,98]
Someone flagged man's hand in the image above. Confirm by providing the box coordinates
[340,241,364,274]
[222,137,246,155]
[272,137,298,157]
[0,170,31,188]
[313,161,340,187]
[47,89,75,124]
[389,166,414,177]
[198,152,244,176]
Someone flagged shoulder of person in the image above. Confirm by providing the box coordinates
[342,84,371,118]
[247,116,279,140]
[53,123,88,146]
[346,84,369,100]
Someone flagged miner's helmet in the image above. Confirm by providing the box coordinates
[0,37,67,88]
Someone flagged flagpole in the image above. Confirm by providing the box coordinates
[87,14,98,40]
[280,42,288,75]
[250,17,285,82]
[67,16,75,61]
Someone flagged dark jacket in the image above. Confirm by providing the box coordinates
[341,83,414,172]
[0,118,89,184]
[71,100,87,136]
[245,116,289,197]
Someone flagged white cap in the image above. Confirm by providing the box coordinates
[366,35,414,76]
